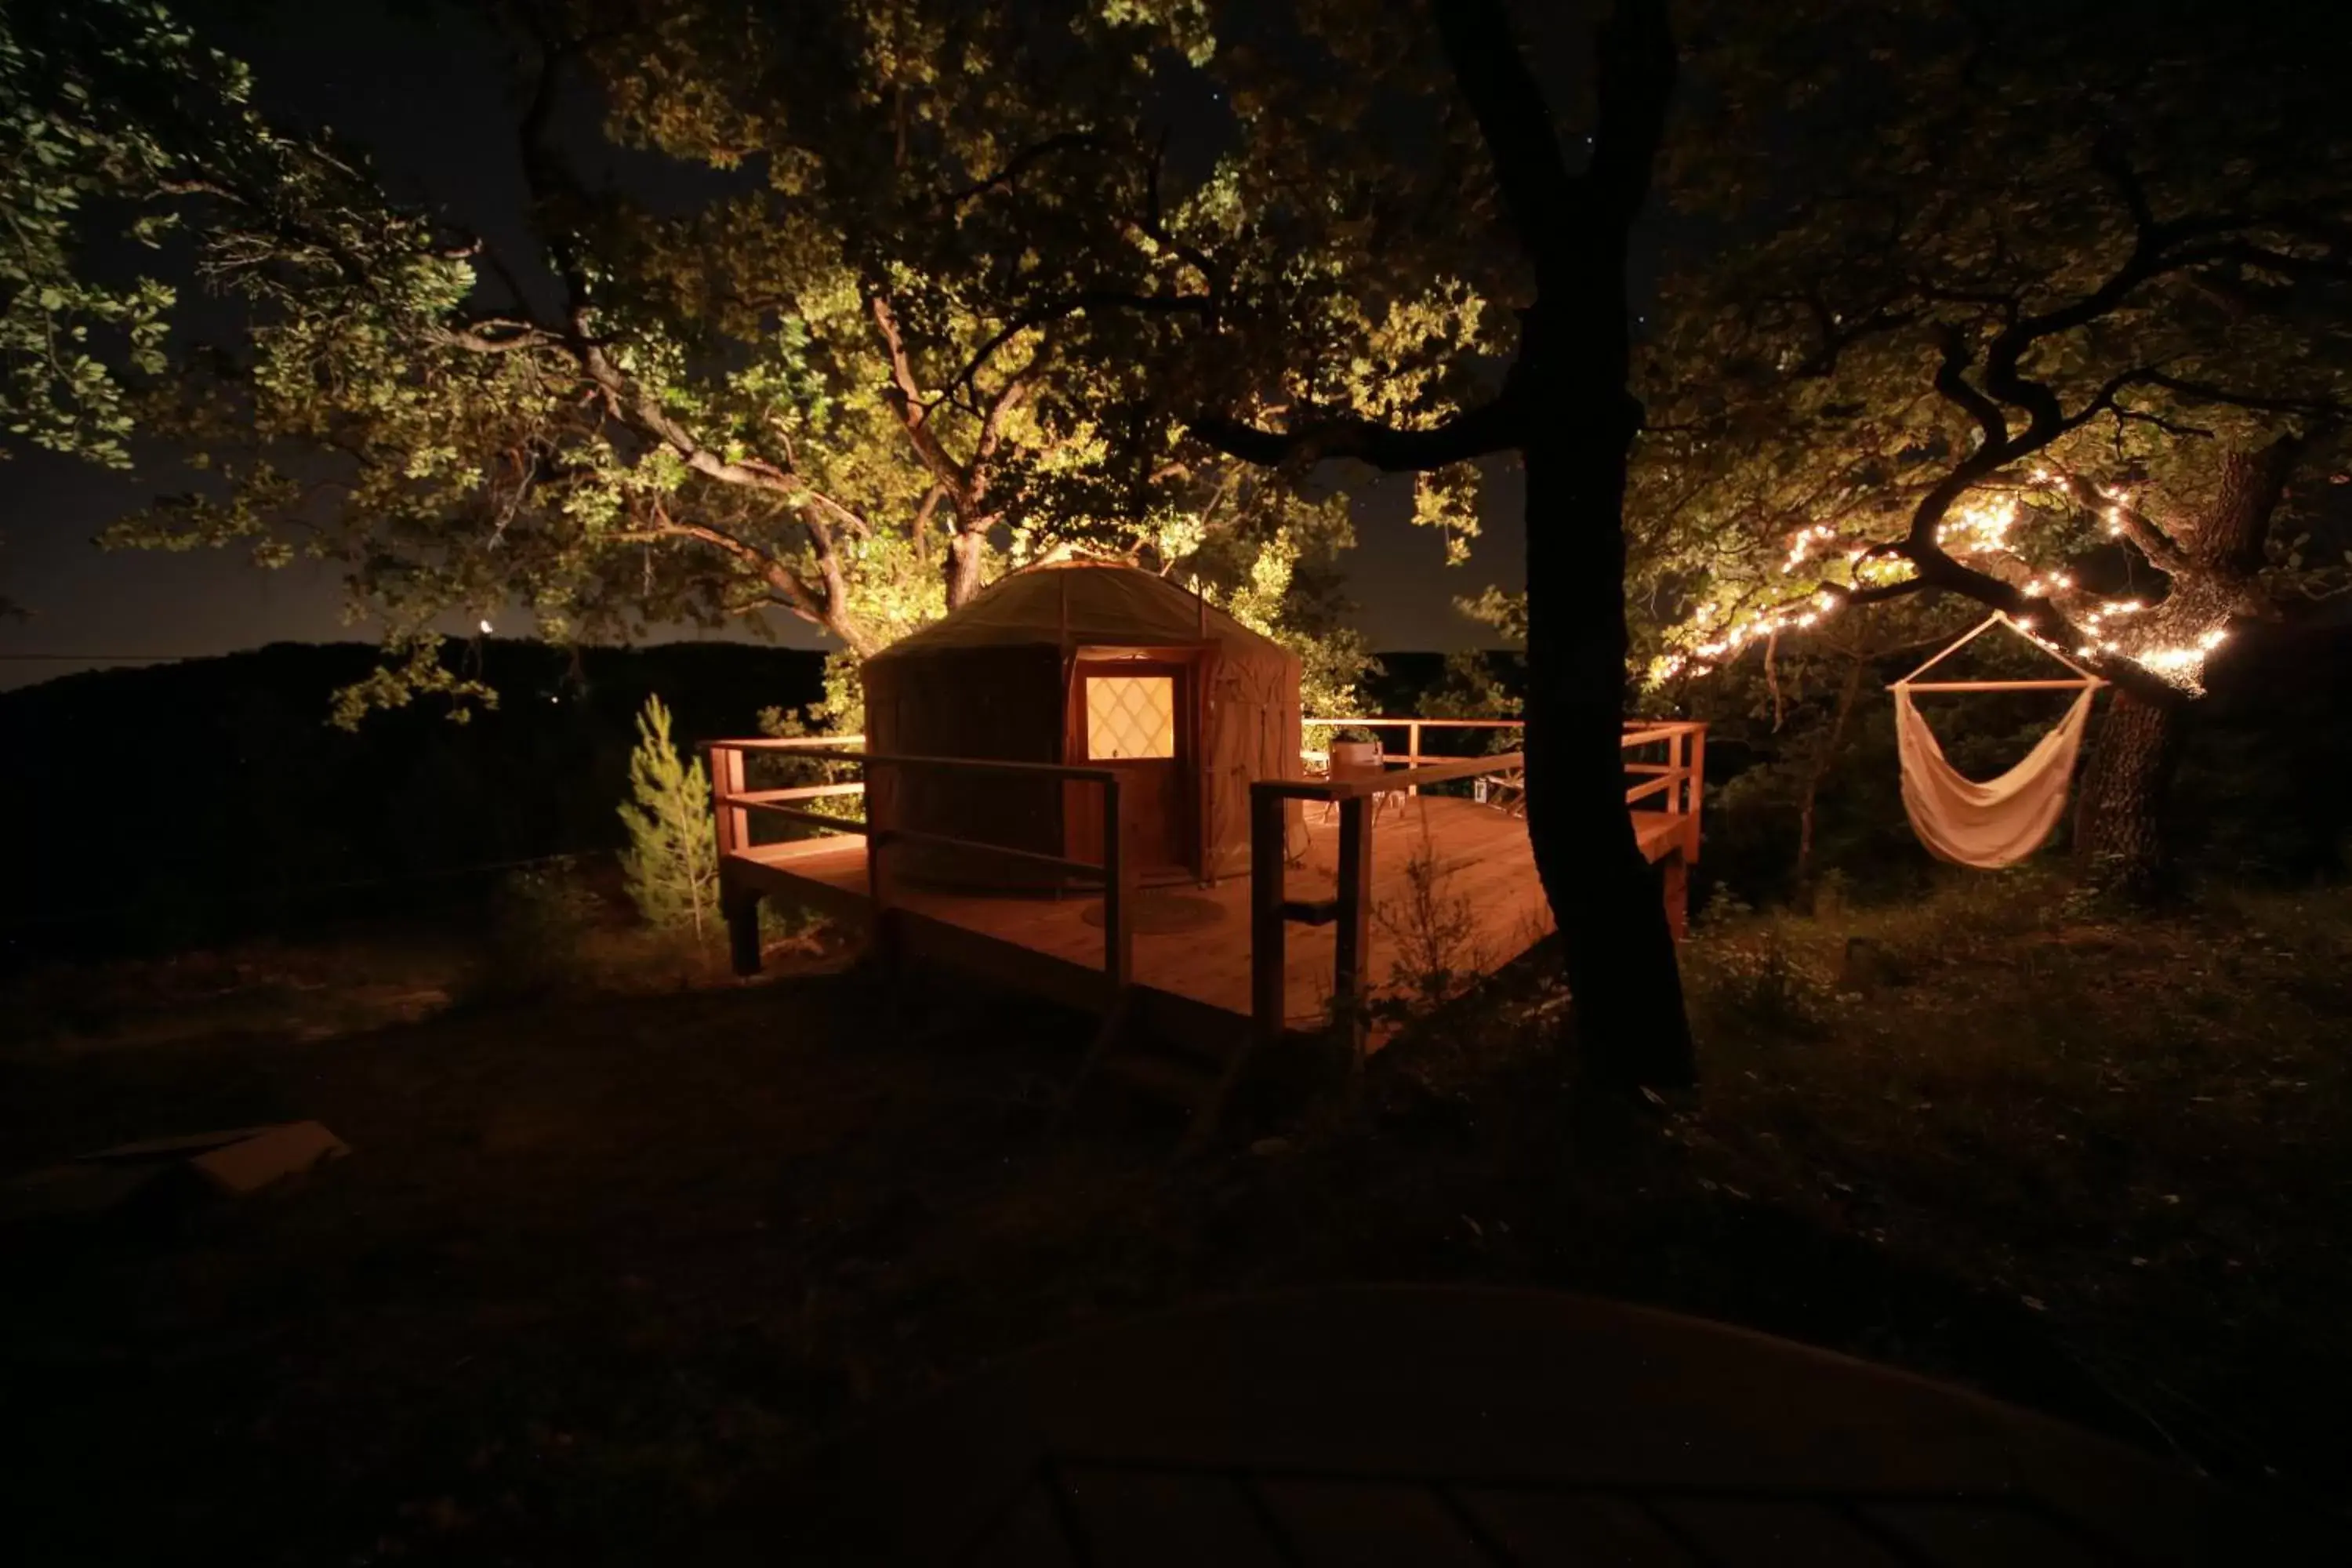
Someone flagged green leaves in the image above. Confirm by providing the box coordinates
[1412,465,1481,566]
[2,2,315,464]
[1635,0,2352,688]
[13,0,1449,728]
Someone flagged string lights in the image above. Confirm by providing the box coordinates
[1660,474,2234,692]
[1782,522,1841,573]
[1934,495,2019,554]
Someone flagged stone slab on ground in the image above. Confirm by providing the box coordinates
[183,1121,349,1195]
[3,1121,354,1222]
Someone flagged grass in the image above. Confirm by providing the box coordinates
[1671,871,2352,1488]
[3,873,2349,1561]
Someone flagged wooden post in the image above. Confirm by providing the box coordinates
[865,759,896,977]
[1406,720,1422,797]
[1663,854,1690,942]
[1198,767,1215,887]
[1250,785,1287,1045]
[1102,775,1133,988]
[723,883,762,977]
[1333,793,1374,1052]
[711,744,749,857]
[1671,728,1688,833]
[1684,724,1707,864]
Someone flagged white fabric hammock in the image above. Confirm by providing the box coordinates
[1895,685,2096,869]
[1891,613,2103,870]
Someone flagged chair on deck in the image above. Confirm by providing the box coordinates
[1476,766,1527,818]
[1316,739,1406,826]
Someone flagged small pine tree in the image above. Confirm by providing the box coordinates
[618,694,717,942]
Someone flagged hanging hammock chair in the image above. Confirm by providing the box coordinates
[1891,614,2104,869]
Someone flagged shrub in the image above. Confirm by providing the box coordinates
[618,694,717,942]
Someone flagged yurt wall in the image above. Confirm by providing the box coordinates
[858,561,1306,892]
[1203,648,1304,880]
[864,643,1066,887]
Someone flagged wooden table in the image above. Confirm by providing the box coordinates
[735,1287,2340,1565]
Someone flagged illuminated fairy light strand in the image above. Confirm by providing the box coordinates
[1660,477,2237,690]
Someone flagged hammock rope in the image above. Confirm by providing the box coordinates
[1890,614,2104,870]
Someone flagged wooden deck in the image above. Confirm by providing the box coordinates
[712,720,1704,1129]
[725,794,1686,1047]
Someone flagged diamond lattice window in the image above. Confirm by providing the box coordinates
[1085,675,1175,760]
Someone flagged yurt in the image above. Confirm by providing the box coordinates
[862,559,1303,888]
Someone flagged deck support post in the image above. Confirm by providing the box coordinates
[1249,785,1287,1046]
[1662,854,1689,942]
[1332,794,1374,1054]
[1102,776,1134,988]
[710,744,749,858]
[1682,726,1707,864]
[866,762,899,982]
[723,882,763,977]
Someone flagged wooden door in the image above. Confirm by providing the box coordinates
[1067,659,1192,875]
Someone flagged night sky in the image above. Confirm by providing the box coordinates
[0,0,1526,691]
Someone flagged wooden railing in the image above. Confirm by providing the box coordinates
[706,735,868,865]
[1247,750,1523,1052]
[1302,716,1518,796]
[710,717,1704,1019]
[1620,720,1707,865]
[708,737,1137,989]
[1253,720,1708,1047]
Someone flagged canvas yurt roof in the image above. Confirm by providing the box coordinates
[865,558,1296,666]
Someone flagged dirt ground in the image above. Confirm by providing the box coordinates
[5,879,2348,1563]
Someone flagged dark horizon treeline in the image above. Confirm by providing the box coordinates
[4,626,2347,964]
[0,640,826,960]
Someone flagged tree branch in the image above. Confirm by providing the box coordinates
[1930,324,2009,453]
[2060,471,2194,574]
[934,131,1106,210]
[1830,573,1933,608]
[501,5,593,319]
[1582,0,1679,235]
[1136,130,1225,301]
[2131,370,2349,422]
[967,372,1033,524]
[2103,400,2216,441]
[869,294,971,499]
[2094,137,2158,243]
[1189,397,1519,473]
[911,483,948,565]
[797,506,872,655]
[947,288,1208,403]
[428,318,555,354]
[1430,0,1577,268]
[2186,238,2352,284]
[637,496,839,638]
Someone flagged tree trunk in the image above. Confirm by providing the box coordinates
[2074,687,2187,903]
[1519,357,1695,1090]
[1795,654,1867,898]
[944,528,988,609]
[2071,440,2293,904]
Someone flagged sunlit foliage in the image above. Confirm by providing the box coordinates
[9,0,1395,720]
[1634,0,2352,700]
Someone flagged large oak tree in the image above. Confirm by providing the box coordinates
[991,0,1698,1087]
[5,0,1375,720]
[1636,0,2352,898]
